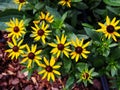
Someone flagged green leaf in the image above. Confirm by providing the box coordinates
[65,76,75,89]
[76,62,88,72]
[82,23,94,29]
[110,47,120,59]
[0,10,23,22]
[103,0,120,6]
[71,0,82,2]
[62,58,72,74]
[84,27,101,41]
[0,22,7,30]
[46,6,61,19]
[106,6,120,15]
[0,2,17,11]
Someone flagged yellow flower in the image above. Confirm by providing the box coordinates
[38,56,61,81]
[48,34,71,58]
[31,22,51,44]
[33,12,54,24]
[20,44,42,68]
[6,38,26,60]
[70,37,90,62]
[13,0,27,11]
[96,16,120,41]
[58,0,71,7]
[6,18,26,39]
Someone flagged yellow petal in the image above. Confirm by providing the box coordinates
[26,44,30,52]
[112,34,117,41]
[75,54,80,62]
[50,48,58,54]
[32,44,37,53]
[42,72,47,80]
[53,65,61,69]
[57,51,61,58]
[61,34,66,44]
[50,56,55,66]
[51,73,55,81]
[82,41,90,48]
[44,57,49,66]
[35,60,41,66]
[20,57,28,63]
[53,70,61,75]
[106,16,110,25]
[18,39,23,46]
[12,37,17,46]
[48,43,57,47]
[35,50,42,55]
[56,35,60,44]
[81,53,88,59]
[38,70,46,74]
[27,60,32,68]
[47,73,51,81]
[7,42,14,47]
[111,17,116,25]
[63,50,69,58]
[71,40,77,47]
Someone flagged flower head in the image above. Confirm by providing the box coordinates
[6,38,26,60]
[48,34,71,58]
[38,56,61,81]
[58,0,71,7]
[33,12,54,24]
[31,22,51,44]
[13,0,27,11]
[70,37,90,62]
[79,68,98,87]
[20,44,42,68]
[6,18,26,39]
[96,16,120,41]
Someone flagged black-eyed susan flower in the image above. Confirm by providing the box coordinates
[13,0,28,11]
[6,38,26,60]
[20,44,42,68]
[38,56,61,81]
[48,34,71,58]
[96,16,120,41]
[33,12,54,24]
[31,22,51,44]
[58,0,71,7]
[6,18,26,39]
[78,67,98,87]
[70,37,90,62]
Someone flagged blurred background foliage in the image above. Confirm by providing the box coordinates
[0,0,120,89]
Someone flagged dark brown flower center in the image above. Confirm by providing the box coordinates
[75,47,83,54]
[14,26,19,33]
[13,46,19,52]
[19,0,25,3]
[65,0,69,1]
[57,44,64,50]
[107,25,114,33]
[46,66,53,72]
[82,73,89,79]
[28,52,35,59]
[37,29,44,36]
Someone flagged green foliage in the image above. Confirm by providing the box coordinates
[1,0,120,89]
